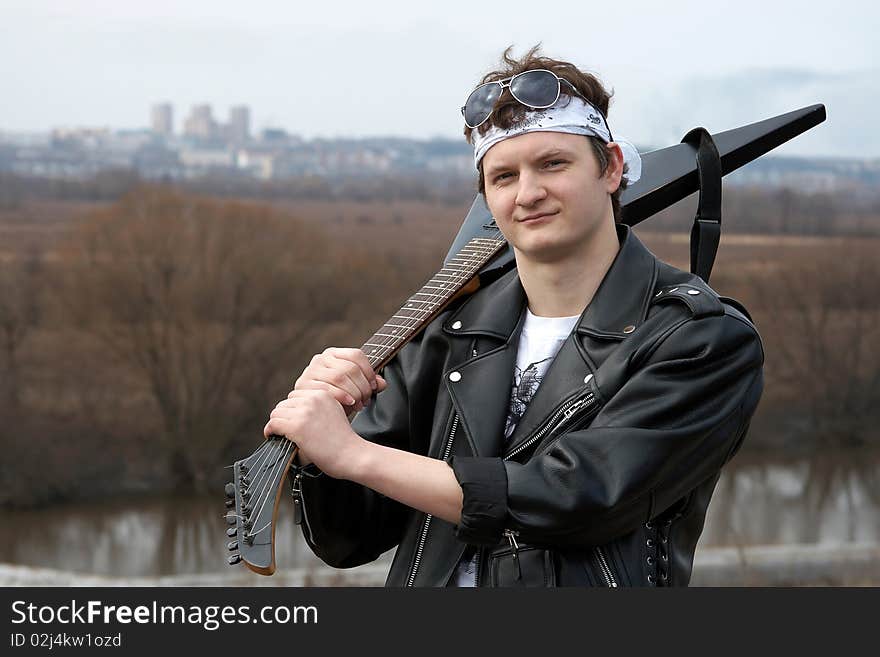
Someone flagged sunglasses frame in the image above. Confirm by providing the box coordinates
[461,68,613,141]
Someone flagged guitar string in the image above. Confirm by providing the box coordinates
[362,231,504,371]
[241,437,283,507]
[226,440,273,521]
[244,438,289,521]
[246,439,293,537]
[247,439,299,540]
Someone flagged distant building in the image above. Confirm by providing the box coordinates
[150,103,174,136]
[183,104,218,140]
[227,105,250,144]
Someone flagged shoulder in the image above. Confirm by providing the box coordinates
[645,261,763,364]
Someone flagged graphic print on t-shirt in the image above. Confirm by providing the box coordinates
[504,357,555,439]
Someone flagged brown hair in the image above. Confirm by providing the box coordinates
[464,45,628,222]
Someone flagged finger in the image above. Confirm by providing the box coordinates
[264,418,298,441]
[325,356,373,405]
[327,347,379,391]
[375,374,388,392]
[289,379,357,407]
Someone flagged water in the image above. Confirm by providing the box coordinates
[2,452,878,577]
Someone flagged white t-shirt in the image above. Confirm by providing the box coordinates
[449,307,581,587]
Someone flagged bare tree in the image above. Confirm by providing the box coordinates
[747,241,880,451]
[54,187,346,489]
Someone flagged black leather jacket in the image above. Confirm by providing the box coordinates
[295,223,765,586]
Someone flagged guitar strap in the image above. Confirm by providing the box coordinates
[681,127,722,284]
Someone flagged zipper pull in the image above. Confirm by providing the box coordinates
[291,471,303,525]
[504,529,522,581]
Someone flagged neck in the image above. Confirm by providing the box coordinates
[515,218,621,317]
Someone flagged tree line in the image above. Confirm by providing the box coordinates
[0,184,878,508]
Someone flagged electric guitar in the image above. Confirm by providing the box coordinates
[222,103,826,575]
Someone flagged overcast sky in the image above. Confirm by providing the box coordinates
[1,0,877,157]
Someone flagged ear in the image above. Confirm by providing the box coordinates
[604,142,625,193]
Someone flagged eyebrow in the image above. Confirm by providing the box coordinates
[484,147,577,177]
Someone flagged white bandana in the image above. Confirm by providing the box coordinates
[471,96,642,185]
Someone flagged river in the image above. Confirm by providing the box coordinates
[2,451,878,578]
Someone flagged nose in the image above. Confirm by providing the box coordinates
[515,171,547,208]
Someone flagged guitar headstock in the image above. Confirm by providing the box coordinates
[224,436,298,575]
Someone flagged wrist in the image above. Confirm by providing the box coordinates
[343,434,377,484]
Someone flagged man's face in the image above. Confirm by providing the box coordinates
[482,131,622,264]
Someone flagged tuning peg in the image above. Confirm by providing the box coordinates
[228,553,242,565]
[225,513,237,526]
[227,540,238,551]
[226,527,237,538]
[225,483,235,498]
[225,499,234,508]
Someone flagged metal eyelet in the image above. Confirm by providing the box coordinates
[646,539,654,548]
[661,553,668,562]
[646,556,654,565]
[645,522,653,530]
[647,575,655,584]
[660,571,668,581]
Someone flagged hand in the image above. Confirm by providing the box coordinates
[264,389,366,479]
[292,347,387,414]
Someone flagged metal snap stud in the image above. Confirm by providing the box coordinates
[669,287,679,293]
[654,290,663,297]
[687,289,700,296]
[623,325,635,334]
[452,320,462,329]
[448,371,462,382]
[583,374,593,384]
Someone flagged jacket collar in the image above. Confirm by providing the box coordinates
[443,223,659,340]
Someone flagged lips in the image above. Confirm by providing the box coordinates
[517,211,557,223]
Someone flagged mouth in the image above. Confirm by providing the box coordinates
[517,211,557,224]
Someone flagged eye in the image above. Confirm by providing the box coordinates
[492,171,514,184]
[544,159,566,168]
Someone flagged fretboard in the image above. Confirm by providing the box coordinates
[361,235,506,369]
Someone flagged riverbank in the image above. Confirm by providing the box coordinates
[3,543,878,587]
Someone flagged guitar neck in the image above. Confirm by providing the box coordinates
[360,235,507,370]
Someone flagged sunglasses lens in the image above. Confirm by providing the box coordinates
[464,83,503,128]
[510,69,560,108]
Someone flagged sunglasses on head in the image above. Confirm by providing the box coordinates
[461,68,612,138]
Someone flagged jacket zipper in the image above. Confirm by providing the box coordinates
[594,546,618,587]
[290,468,320,547]
[503,390,597,461]
[406,412,460,587]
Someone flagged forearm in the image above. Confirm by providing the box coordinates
[347,439,463,525]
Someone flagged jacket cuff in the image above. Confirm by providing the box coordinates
[450,456,508,546]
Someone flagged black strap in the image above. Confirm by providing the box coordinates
[681,127,722,283]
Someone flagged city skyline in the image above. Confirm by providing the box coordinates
[1,1,878,158]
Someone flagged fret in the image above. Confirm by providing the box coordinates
[351,234,510,372]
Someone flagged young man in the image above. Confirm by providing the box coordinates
[263,47,765,586]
